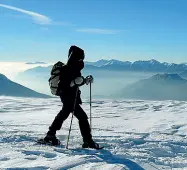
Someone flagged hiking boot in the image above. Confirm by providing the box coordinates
[82,140,101,149]
[44,131,60,146]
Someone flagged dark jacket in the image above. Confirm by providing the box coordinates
[59,46,85,106]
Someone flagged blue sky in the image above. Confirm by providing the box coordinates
[0,0,187,63]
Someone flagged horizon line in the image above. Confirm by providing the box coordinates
[0,59,186,65]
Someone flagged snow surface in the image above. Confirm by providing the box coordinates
[1,96,187,170]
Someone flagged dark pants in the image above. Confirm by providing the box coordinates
[49,95,92,143]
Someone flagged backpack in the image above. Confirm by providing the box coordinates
[49,61,65,96]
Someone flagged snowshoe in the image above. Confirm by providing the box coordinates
[37,134,61,146]
[82,140,104,150]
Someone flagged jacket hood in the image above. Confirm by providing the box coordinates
[67,46,85,65]
[67,45,85,71]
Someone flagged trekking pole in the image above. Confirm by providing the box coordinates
[90,82,92,134]
[66,88,79,149]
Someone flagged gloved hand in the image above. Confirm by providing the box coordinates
[85,75,94,85]
[70,76,85,87]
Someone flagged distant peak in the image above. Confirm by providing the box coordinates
[149,59,159,63]
[105,59,131,66]
[151,73,183,81]
[167,74,183,80]
[109,59,120,62]
[0,73,8,80]
[98,59,108,62]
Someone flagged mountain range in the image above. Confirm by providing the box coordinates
[119,73,187,101]
[0,73,50,98]
[21,59,187,74]
[15,59,187,101]
[86,59,187,73]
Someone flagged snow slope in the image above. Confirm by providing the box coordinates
[1,96,187,169]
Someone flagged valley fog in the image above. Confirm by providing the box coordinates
[14,70,155,98]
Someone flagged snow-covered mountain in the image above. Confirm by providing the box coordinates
[85,59,131,70]
[119,74,187,101]
[0,73,50,98]
[85,59,109,67]
[101,59,132,70]
[130,59,166,72]
[23,59,187,74]
[1,96,187,169]
[86,59,187,72]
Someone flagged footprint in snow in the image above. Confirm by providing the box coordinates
[172,124,184,130]
[24,156,37,160]
[0,157,10,161]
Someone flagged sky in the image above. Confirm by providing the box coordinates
[0,0,187,64]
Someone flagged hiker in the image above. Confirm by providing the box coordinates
[44,45,100,149]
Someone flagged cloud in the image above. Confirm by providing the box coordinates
[76,28,122,34]
[0,4,52,25]
[0,62,50,79]
[25,61,47,65]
